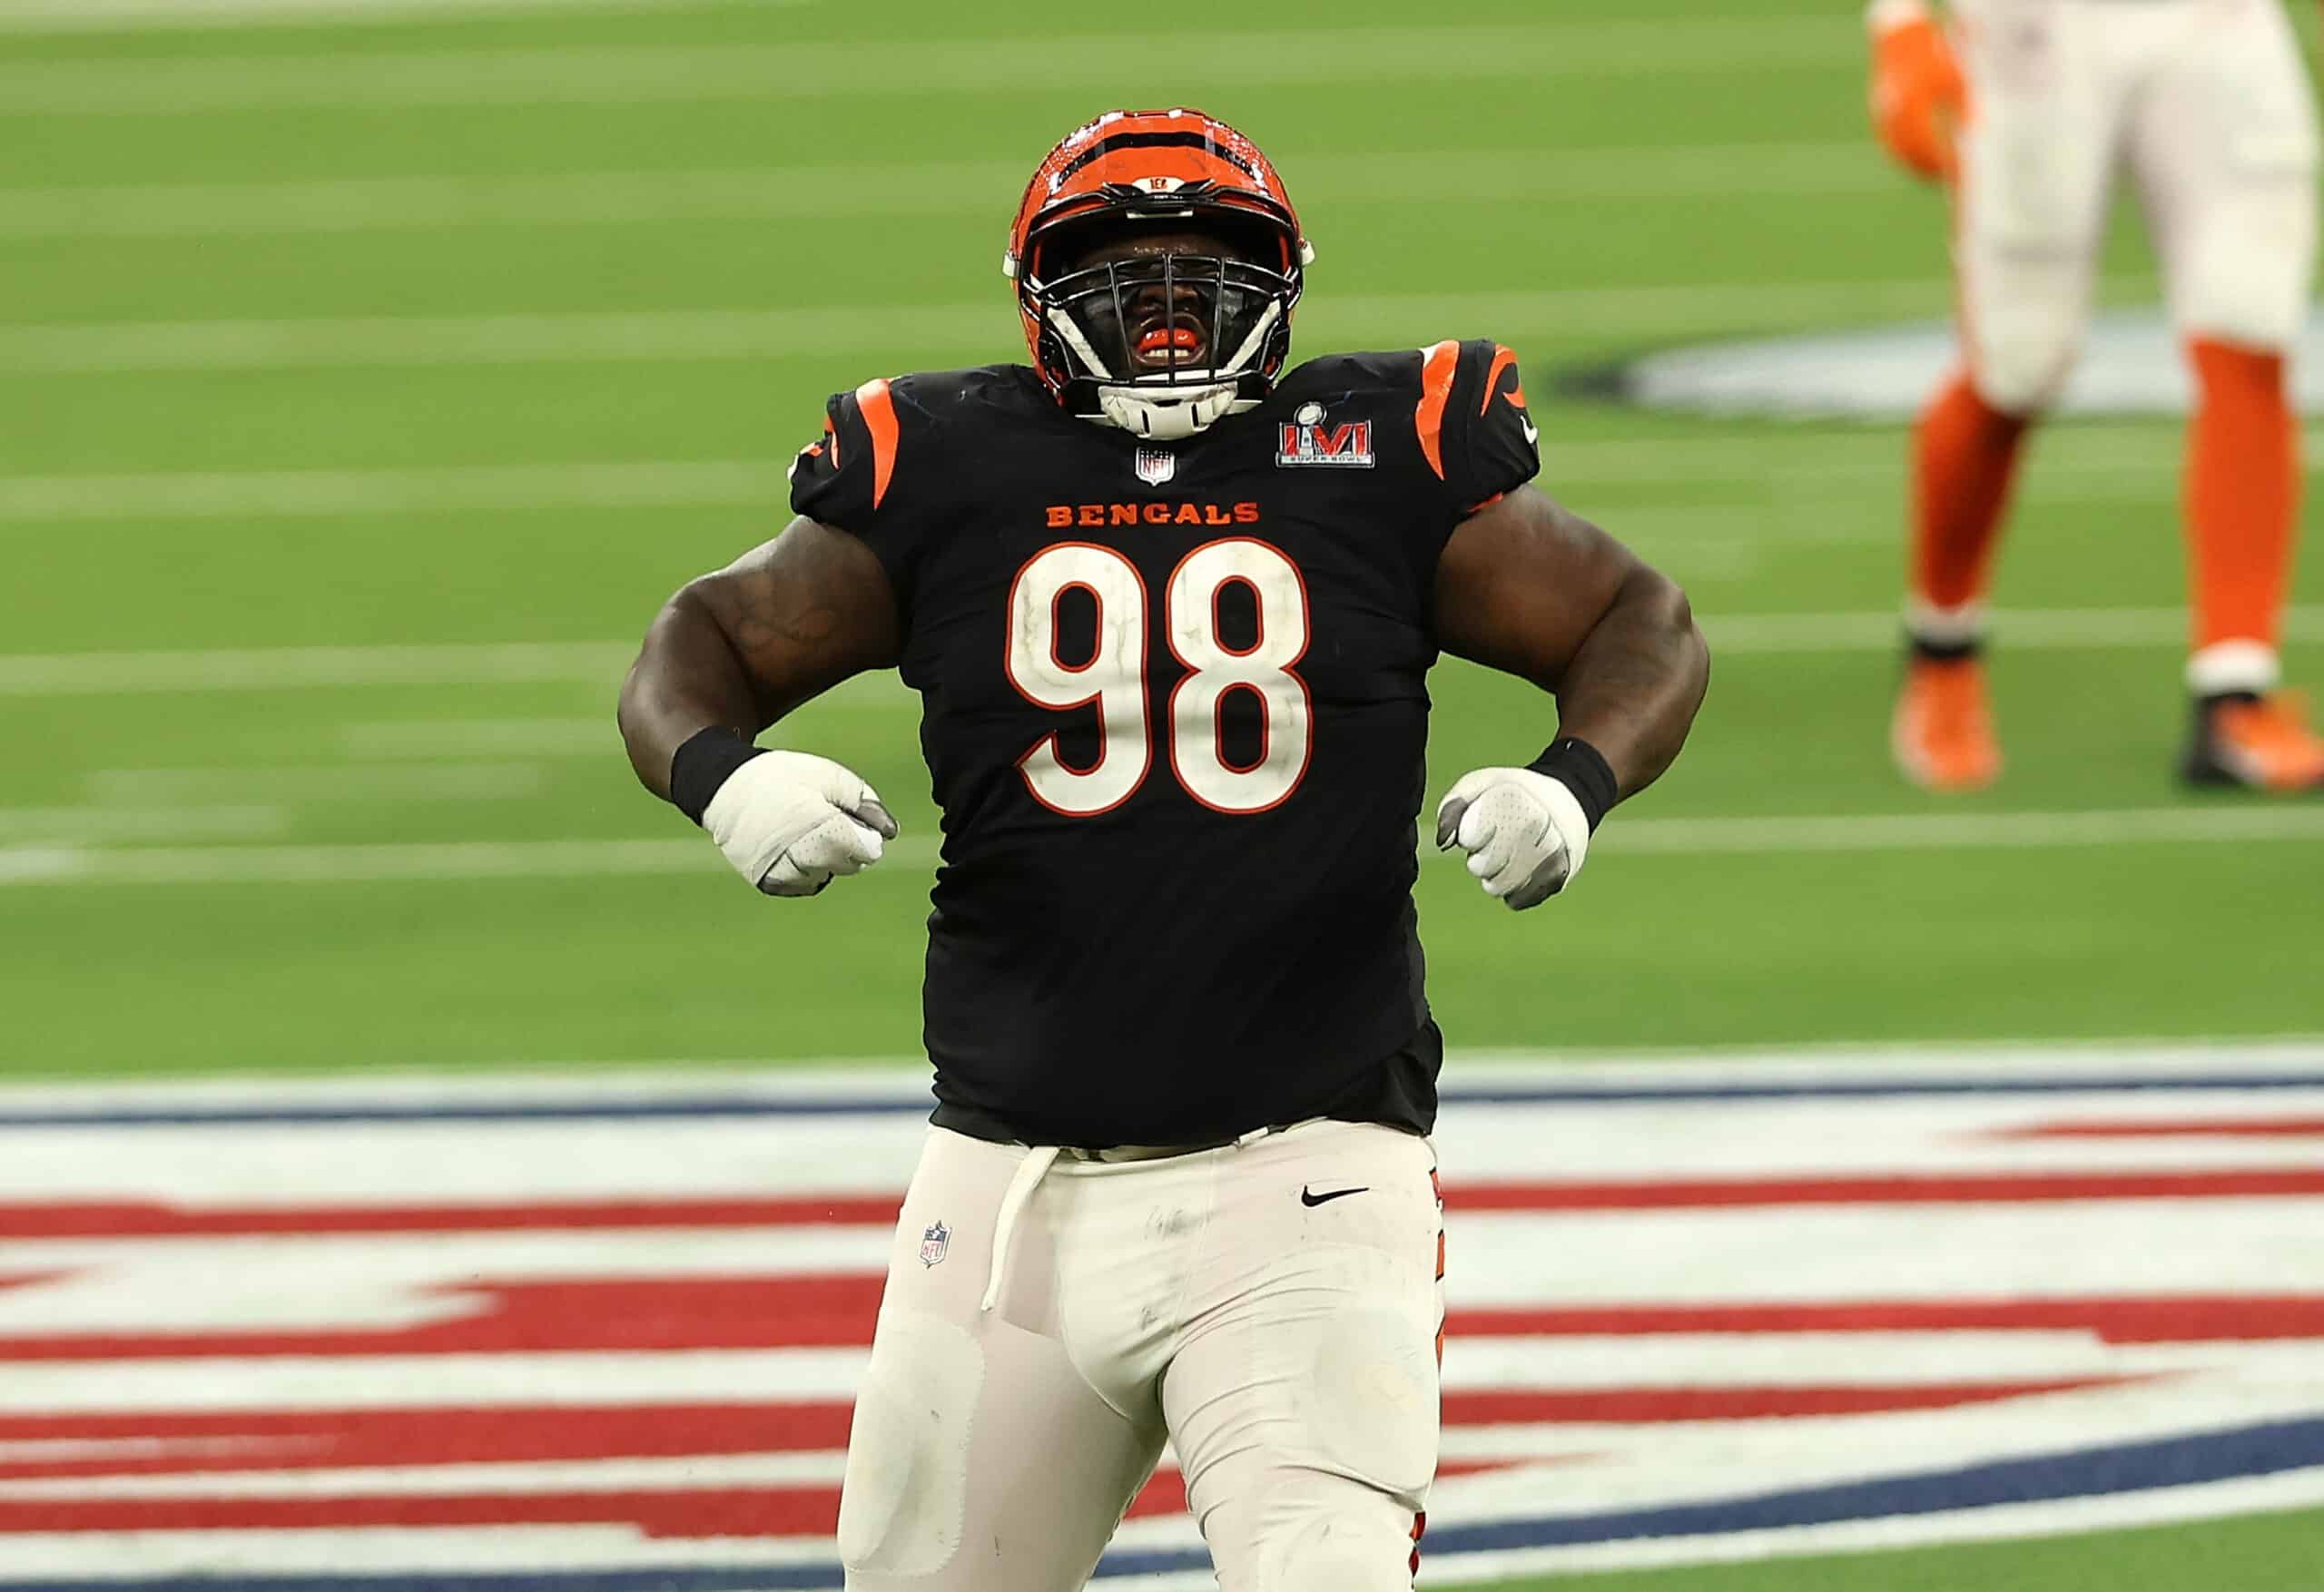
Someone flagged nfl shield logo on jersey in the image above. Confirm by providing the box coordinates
[1133,447,1176,486]
[919,1219,950,1268]
[1276,400,1375,467]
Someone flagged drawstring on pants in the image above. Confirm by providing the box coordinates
[980,1145,1059,1313]
[976,1123,1307,1312]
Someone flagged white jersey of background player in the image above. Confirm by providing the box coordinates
[1871,0,2324,791]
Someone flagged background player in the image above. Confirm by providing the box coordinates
[618,111,1707,1592]
[1872,0,2324,790]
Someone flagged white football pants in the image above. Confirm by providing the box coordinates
[1951,0,2319,412]
[837,1121,1443,1592]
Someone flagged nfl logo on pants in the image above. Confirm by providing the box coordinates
[919,1219,950,1268]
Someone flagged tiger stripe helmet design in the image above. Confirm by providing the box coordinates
[1004,109,1315,440]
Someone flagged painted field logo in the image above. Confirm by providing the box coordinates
[1590,308,2324,420]
[1276,400,1374,467]
[0,1050,2319,1591]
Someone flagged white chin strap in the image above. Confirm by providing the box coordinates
[1097,382,1250,440]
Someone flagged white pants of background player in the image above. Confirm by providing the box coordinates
[1951,0,2319,413]
[837,1121,1443,1592]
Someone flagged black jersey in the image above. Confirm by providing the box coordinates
[788,339,1540,1147]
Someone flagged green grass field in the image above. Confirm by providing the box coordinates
[3,0,2321,1584]
[1481,1504,2324,1591]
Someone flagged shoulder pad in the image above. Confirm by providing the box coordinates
[1414,339,1539,506]
[789,378,899,532]
[788,365,1045,532]
[1275,349,1429,400]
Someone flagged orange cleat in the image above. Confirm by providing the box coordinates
[2182,693,2324,791]
[1893,654,2002,791]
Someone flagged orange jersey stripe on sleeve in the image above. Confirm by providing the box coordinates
[1481,343,1523,414]
[1414,340,1461,481]
[855,378,900,510]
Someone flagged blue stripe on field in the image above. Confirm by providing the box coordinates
[4,1070,2323,1127]
[3,1416,2318,1592]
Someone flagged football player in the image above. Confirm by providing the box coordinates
[619,109,1709,1592]
[1872,0,2324,789]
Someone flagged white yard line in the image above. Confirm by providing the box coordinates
[2,275,2182,378]
[0,640,632,694]
[1708,604,2324,654]
[0,805,285,842]
[0,305,1004,373]
[1,607,2316,699]
[4,806,2321,889]
[1615,479,2243,553]
[5,301,1009,371]
[0,422,2287,528]
[0,0,811,29]
[340,698,911,764]
[0,281,1994,376]
[340,716,622,758]
[1614,806,2324,853]
[1536,421,2265,488]
[0,22,1853,116]
[0,837,715,886]
[0,145,1882,240]
[0,461,779,520]
[86,762,546,802]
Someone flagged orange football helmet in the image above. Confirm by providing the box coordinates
[1004,108,1314,439]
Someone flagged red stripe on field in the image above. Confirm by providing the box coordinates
[0,1274,886,1361]
[6,1165,2320,1240]
[0,1487,835,1539]
[0,1459,1524,1538]
[3,1279,2319,1363]
[0,1196,900,1239]
[0,1381,2062,1483]
[0,1403,857,1480]
[1985,1118,2324,1140]
[1446,1295,2324,1343]
[1444,1169,2324,1208]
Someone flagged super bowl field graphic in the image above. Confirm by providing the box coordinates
[2,1047,2320,1590]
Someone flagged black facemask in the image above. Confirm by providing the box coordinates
[1034,250,1295,387]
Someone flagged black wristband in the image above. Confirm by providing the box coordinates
[669,727,765,827]
[1525,737,1619,832]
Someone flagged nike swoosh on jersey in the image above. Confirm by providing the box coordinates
[1300,1184,1369,1206]
[1521,418,1541,447]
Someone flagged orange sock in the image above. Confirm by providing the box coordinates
[2186,339,2299,656]
[1911,373,2030,623]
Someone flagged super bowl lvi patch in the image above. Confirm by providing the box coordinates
[1275,400,1374,467]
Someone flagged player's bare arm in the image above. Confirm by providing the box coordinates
[1437,486,1708,796]
[1432,486,1709,909]
[617,518,901,895]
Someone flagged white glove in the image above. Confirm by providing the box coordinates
[1434,767,1591,910]
[701,750,897,897]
